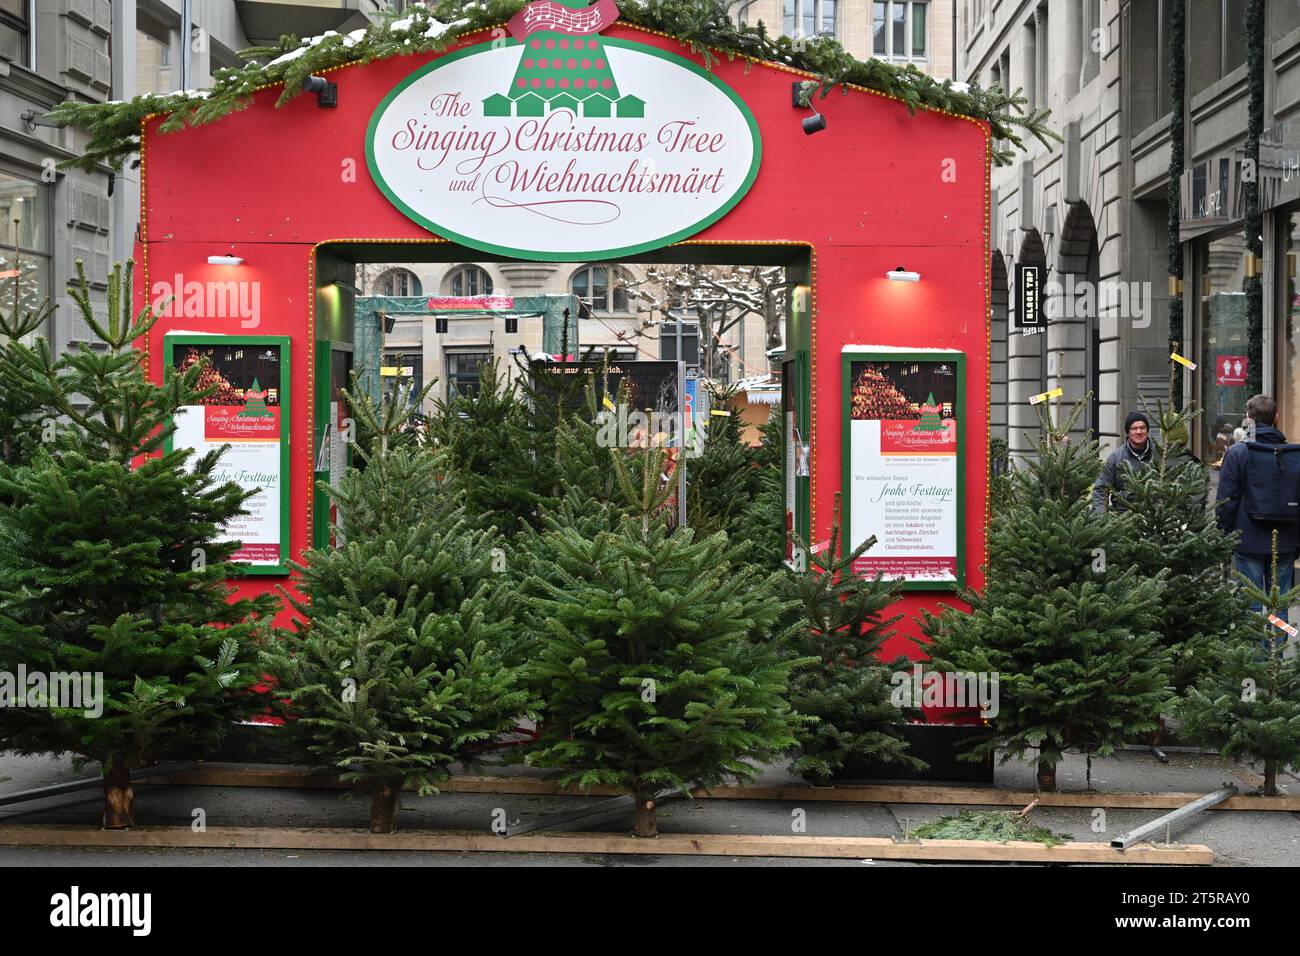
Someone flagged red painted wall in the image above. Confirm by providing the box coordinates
[138,24,990,638]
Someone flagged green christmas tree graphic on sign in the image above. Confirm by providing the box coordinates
[237,379,273,419]
[913,393,946,432]
[483,0,643,119]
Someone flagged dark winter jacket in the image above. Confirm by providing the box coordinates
[1215,424,1300,557]
[1091,439,1155,512]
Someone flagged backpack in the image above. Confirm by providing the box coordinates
[1243,442,1300,523]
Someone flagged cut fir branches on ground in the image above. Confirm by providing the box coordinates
[911,809,1072,847]
[264,381,538,832]
[0,259,275,829]
[48,0,1057,174]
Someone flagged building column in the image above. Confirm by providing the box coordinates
[110,0,138,268]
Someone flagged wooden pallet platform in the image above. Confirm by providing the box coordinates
[0,824,1214,864]
[139,764,1300,812]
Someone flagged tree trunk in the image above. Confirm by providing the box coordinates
[370,784,400,833]
[632,795,657,838]
[102,762,134,830]
[1264,760,1277,797]
[1036,757,1057,792]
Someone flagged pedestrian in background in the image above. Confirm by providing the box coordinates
[1092,411,1155,512]
[1215,394,1300,602]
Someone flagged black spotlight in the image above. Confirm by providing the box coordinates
[302,75,338,107]
[435,316,449,334]
[381,311,396,334]
[505,316,518,333]
[792,81,826,135]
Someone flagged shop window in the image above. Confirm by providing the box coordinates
[1270,0,1300,38]
[1023,20,1037,109]
[1079,0,1101,88]
[0,0,29,68]
[873,1,926,60]
[1277,209,1300,442]
[446,349,493,399]
[137,14,173,95]
[382,350,423,406]
[571,264,631,313]
[378,269,422,297]
[0,170,50,331]
[448,266,493,297]
[1195,231,1250,463]
[1131,0,1176,133]
[783,0,836,39]
[1035,3,1049,105]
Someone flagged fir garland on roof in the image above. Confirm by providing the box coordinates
[51,0,1058,173]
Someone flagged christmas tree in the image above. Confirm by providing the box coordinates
[685,386,754,540]
[265,383,537,832]
[918,401,1173,790]
[523,443,813,836]
[1179,532,1300,795]
[784,494,922,783]
[737,402,786,570]
[429,356,543,537]
[1107,402,1246,693]
[0,261,55,470]
[0,260,274,828]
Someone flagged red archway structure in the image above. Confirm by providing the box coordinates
[137,22,990,657]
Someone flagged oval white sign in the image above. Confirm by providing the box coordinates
[366,37,762,260]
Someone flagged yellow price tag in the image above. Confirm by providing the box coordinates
[1029,387,1064,406]
[710,409,730,417]
[1171,352,1197,370]
[602,395,616,412]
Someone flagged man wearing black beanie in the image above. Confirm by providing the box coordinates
[1091,410,1154,512]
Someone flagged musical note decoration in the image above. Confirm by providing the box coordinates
[485,0,643,119]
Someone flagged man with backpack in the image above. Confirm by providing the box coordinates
[1215,394,1300,598]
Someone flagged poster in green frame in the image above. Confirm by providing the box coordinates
[165,335,292,576]
[841,348,965,590]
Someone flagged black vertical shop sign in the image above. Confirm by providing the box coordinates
[1015,262,1044,333]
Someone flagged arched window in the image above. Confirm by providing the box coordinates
[447,266,493,297]
[571,264,631,313]
[378,268,422,297]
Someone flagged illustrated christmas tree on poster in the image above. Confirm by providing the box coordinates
[238,378,273,419]
[484,0,644,118]
[914,392,945,432]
